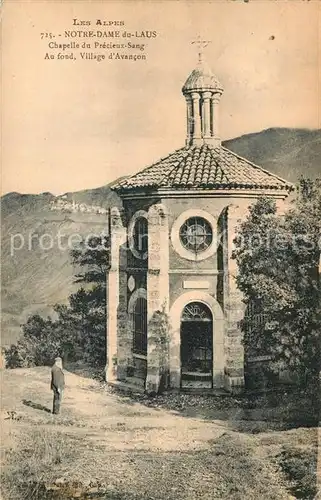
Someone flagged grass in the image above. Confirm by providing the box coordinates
[2,423,317,500]
[276,446,318,499]
[1,427,298,500]
[1,424,116,499]
[1,427,77,499]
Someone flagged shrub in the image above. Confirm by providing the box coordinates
[4,337,37,368]
[5,286,106,369]
[5,315,71,369]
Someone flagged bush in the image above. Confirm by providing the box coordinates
[5,285,106,369]
[4,315,73,369]
[4,337,38,368]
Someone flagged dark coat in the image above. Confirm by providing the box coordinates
[51,365,65,392]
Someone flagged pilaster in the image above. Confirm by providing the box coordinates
[106,207,127,382]
[224,204,247,392]
[145,204,170,393]
[116,244,130,381]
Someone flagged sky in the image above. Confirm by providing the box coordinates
[2,0,320,195]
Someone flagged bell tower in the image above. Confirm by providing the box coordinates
[182,37,224,147]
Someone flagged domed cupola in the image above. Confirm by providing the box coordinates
[182,39,224,148]
[182,61,223,94]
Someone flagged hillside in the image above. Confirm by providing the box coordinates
[223,128,321,183]
[1,185,121,345]
[1,127,320,346]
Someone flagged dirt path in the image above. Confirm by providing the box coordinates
[1,367,309,499]
[1,367,227,453]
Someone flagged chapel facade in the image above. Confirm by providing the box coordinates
[106,54,293,393]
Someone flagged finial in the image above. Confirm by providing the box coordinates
[192,35,211,64]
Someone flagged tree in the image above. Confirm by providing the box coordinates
[70,235,110,284]
[68,235,109,366]
[5,236,109,369]
[61,285,107,366]
[232,179,321,387]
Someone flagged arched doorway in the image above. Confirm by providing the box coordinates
[180,302,213,388]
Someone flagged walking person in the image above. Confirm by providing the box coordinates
[51,357,65,415]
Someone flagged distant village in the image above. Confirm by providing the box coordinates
[50,196,108,215]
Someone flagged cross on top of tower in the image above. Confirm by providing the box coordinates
[191,35,212,63]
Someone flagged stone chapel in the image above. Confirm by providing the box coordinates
[106,51,293,393]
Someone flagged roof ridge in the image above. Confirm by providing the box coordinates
[203,146,232,185]
[113,143,294,193]
[221,146,294,187]
[116,146,188,187]
[210,146,230,180]
[161,146,196,185]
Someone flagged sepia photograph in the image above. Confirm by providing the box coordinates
[1,0,320,498]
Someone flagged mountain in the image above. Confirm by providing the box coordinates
[1,128,320,346]
[223,128,321,183]
[1,185,121,346]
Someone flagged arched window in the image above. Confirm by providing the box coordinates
[133,297,147,355]
[133,217,148,255]
[181,302,212,322]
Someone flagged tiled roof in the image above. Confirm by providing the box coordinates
[113,144,293,193]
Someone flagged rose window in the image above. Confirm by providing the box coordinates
[179,217,213,254]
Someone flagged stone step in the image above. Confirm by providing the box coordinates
[181,371,212,381]
[180,387,229,395]
[107,379,145,394]
[181,379,213,389]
